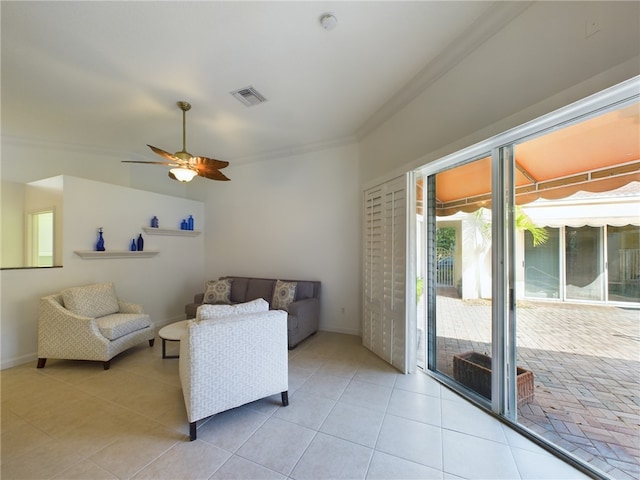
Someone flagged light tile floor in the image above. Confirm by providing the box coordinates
[431,291,640,479]
[2,331,590,479]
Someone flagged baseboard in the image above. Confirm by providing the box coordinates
[1,352,37,370]
[154,315,187,330]
[319,326,361,337]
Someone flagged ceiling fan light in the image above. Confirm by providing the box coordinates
[170,167,197,182]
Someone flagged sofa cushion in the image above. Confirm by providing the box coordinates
[203,279,232,304]
[96,313,151,340]
[197,298,269,322]
[62,282,120,319]
[295,281,316,301]
[245,279,276,304]
[229,277,249,303]
[272,280,297,311]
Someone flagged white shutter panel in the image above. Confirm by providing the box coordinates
[363,175,409,372]
[363,185,383,353]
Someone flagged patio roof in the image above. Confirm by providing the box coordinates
[424,103,640,216]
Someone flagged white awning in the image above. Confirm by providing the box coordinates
[522,182,639,228]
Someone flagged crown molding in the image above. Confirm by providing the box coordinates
[356,2,534,141]
[230,135,359,166]
[1,134,148,161]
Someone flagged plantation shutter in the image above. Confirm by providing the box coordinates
[363,175,409,373]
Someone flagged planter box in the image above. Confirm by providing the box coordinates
[453,351,534,406]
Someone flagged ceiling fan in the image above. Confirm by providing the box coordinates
[122,101,230,183]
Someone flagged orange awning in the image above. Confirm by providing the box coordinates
[422,103,640,216]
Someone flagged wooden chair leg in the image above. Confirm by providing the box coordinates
[149,338,155,347]
[281,391,289,406]
[36,358,47,368]
[103,360,111,370]
[189,422,197,441]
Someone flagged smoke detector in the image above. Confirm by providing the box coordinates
[230,86,267,107]
[320,13,337,31]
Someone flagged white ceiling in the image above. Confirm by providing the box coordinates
[1,1,521,165]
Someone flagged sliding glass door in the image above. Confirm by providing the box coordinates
[608,225,640,302]
[419,155,495,404]
[565,226,605,301]
[416,78,640,478]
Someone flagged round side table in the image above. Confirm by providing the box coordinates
[158,320,189,359]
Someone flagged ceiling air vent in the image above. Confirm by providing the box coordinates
[230,86,267,107]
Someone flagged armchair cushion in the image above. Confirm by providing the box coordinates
[196,298,269,322]
[203,279,232,304]
[272,280,297,311]
[96,313,154,340]
[61,282,119,318]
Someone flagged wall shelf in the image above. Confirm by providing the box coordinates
[74,250,159,259]
[142,227,201,237]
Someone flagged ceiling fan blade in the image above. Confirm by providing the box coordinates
[122,160,177,166]
[197,166,231,181]
[148,103,230,183]
[194,156,229,170]
[148,144,180,162]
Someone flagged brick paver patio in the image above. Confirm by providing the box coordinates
[431,290,640,479]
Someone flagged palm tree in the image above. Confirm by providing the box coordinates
[516,207,548,246]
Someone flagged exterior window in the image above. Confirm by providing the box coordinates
[524,227,560,299]
[565,226,604,301]
[607,225,640,302]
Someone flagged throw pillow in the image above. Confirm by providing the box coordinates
[61,282,120,318]
[197,298,269,322]
[272,280,297,311]
[203,279,232,304]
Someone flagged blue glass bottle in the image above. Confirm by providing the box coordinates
[96,228,105,251]
[130,239,137,251]
[136,234,144,252]
[188,215,194,230]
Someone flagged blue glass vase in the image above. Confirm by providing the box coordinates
[130,239,137,251]
[96,228,105,251]
[136,234,144,252]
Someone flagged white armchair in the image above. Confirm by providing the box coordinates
[37,282,155,370]
[179,309,289,441]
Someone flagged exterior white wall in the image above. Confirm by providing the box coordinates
[0,176,205,369]
[202,143,362,336]
[460,213,492,300]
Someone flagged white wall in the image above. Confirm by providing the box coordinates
[359,1,640,185]
[202,143,362,336]
[1,181,26,268]
[0,176,205,368]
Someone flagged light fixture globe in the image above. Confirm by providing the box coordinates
[170,167,197,182]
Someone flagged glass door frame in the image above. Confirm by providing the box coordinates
[413,75,639,476]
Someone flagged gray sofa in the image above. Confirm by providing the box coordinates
[185,276,321,349]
